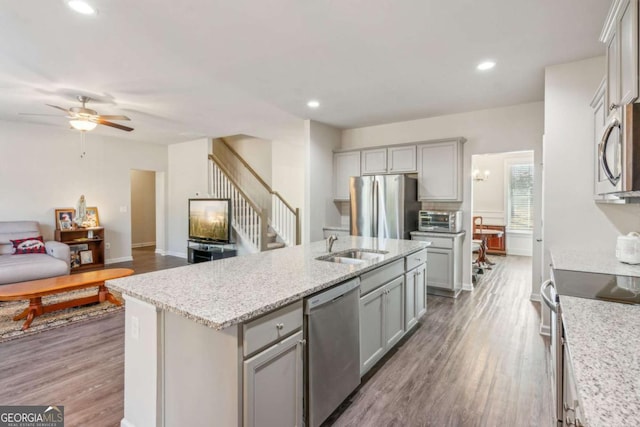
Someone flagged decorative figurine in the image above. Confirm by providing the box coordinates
[75,195,87,228]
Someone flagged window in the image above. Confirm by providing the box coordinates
[508,163,533,230]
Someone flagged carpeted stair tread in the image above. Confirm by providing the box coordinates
[266,242,286,250]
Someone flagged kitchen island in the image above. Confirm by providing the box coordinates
[108,236,429,427]
[551,248,640,427]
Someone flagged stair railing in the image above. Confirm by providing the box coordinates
[211,138,300,246]
[209,158,267,252]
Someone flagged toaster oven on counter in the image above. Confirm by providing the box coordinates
[418,210,462,233]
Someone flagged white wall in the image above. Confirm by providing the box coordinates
[542,56,640,328]
[0,120,167,263]
[224,134,272,187]
[167,138,211,257]
[342,101,544,292]
[130,169,156,247]
[543,55,640,259]
[307,120,342,242]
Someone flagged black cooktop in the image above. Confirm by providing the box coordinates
[552,269,640,304]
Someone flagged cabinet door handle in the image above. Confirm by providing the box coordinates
[609,103,618,111]
[298,339,307,346]
[276,323,284,330]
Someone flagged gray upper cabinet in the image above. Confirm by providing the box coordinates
[334,151,361,200]
[361,148,387,174]
[361,146,417,175]
[603,0,638,117]
[417,139,465,201]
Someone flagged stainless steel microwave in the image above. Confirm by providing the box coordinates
[418,210,462,232]
[597,103,640,197]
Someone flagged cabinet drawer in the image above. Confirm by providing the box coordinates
[243,301,303,357]
[426,236,453,249]
[360,259,404,296]
[405,249,427,271]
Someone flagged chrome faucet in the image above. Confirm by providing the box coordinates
[326,234,338,252]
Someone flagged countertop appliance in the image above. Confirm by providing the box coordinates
[616,232,640,264]
[305,278,360,427]
[541,269,640,426]
[418,210,463,232]
[597,103,640,197]
[349,175,420,240]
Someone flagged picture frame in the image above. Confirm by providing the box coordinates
[59,220,73,230]
[80,250,93,264]
[85,207,100,227]
[55,208,76,230]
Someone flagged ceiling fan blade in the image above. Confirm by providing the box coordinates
[97,115,131,121]
[46,104,71,113]
[95,118,134,132]
[19,113,66,117]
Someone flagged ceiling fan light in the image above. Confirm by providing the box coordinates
[66,0,97,15]
[69,119,98,131]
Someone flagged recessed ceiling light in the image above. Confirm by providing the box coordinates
[66,0,97,15]
[307,100,320,109]
[477,61,496,71]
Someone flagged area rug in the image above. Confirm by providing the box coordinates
[0,288,124,343]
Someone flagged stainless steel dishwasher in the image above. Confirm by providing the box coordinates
[305,277,360,427]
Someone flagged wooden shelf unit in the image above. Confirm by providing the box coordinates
[55,227,105,273]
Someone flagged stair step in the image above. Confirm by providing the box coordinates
[266,242,286,250]
[267,232,277,238]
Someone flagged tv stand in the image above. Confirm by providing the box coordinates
[187,240,237,264]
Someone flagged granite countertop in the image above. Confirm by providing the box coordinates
[410,230,466,236]
[561,296,640,427]
[107,236,428,331]
[551,247,640,277]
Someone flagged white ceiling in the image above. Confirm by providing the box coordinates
[0,0,610,144]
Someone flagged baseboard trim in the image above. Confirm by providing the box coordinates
[539,324,550,337]
[131,241,156,248]
[165,250,187,259]
[530,293,541,302]
[106,256,133,264]
[506,249,533,257]
[462,282,474,292]
[120,418,135,427]
[155,248,166,256]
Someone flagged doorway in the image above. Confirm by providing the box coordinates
[130,169,157,260]
[471,150,535,285]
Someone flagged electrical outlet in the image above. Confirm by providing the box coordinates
[105,242,111,250]
[131,316,139,340]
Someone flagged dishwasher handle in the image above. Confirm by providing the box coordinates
[305,278,360,313]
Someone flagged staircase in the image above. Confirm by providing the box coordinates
[209,138,300,253]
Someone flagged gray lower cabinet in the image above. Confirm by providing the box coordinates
[411,231,463,298]
[427,248,453,289]
[243,330,304,427]
[404,263,427,331]
[359,275,405,375]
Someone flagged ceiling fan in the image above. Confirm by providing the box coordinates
[20,95,134,132]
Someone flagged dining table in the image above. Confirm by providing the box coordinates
[473,228,504,268]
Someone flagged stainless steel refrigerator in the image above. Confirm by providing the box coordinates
[349,175,420,240]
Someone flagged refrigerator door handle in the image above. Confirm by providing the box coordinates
[372,179,378,237]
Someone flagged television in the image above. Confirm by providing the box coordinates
[188,198,232,244]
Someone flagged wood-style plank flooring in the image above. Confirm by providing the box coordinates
[329,255,553,427]
[0,247,187,427]
[0,253,553,427]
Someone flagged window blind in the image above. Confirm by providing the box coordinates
[508,163,533,229]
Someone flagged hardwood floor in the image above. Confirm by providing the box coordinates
[0,254,553,427]
[329,255,554,427]
[0,248,187,427]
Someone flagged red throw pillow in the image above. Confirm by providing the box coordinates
[11,236,46,254]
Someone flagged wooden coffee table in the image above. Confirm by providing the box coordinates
[0,268,134,330]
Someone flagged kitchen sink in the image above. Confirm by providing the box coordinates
[316,248,389,264]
